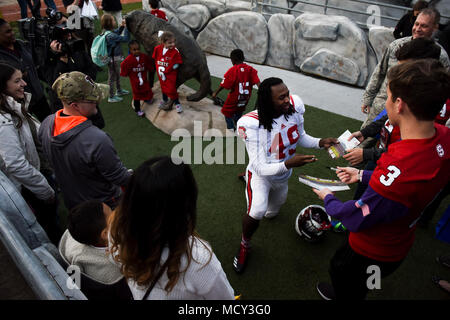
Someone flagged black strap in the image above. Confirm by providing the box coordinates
[141,262,168,300]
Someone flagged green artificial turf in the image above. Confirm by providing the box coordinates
[11,2,450,300]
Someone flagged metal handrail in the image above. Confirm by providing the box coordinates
[0,213,67,300]
[252,0,449,25]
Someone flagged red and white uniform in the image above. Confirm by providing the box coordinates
[152,44,182,100]
[237,95,321,220]
[120,53,154,101]
[220,63,260,118]
[150,9,168,21]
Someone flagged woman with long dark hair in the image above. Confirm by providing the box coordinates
[0,63,60,243]
[109,156,234,299]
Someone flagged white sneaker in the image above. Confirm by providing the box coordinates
[175,104,183,113]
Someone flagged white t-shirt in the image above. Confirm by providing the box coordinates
[123,237,235,300]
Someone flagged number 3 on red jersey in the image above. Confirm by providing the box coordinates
[379,165,401,186]
[269,125,299,159]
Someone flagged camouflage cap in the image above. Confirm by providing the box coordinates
[52,71,103,103]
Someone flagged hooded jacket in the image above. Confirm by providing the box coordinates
[0,93,54,200]
[38,110,130,209]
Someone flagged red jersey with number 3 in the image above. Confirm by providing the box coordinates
[220,63,260,117]
[354,124,450,260]
[152,44,182,99]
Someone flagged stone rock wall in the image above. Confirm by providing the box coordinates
[196,12,269,64]
[266,14,296,70]
[293,13,370,86]
[140,0,410,87]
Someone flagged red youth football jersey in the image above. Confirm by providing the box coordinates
[120,53,154,100]
[152,44,183,100]
[220,63,260,117]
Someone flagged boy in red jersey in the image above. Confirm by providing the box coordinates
[120,40,154,117]
[152,31,183,113]
[212,49,260,132]
[149,0,168,21]
[313,59,450,300]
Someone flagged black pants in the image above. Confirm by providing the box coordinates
[133,100,141,113]
[21,187,62,245]
[329,239,403,300]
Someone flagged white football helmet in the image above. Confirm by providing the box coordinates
[295,205,331,242]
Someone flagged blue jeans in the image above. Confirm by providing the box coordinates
[17,0,33,19]
[225,111,243,130]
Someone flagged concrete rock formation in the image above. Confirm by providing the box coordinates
[300,48,360,84]
[141,82,228,137]
[196,11,269,64]
[368,26,395,62]
[177,4,211,32]
[293,13,370,86]
[160,8,195,38]
[266,14,296,70]
[126,10,211,101]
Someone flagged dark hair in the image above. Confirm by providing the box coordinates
[230,49,244,64]
[149,0,159,9]
[0,18,7,27]
[109,156,209,292]
[412,0,428,12]
[387,59,450,121]
[128,39,139,48]
[419,7,440,25]
[67,200,106,246]
[396,38,441,61]
[0,63,28,128]
[256,77,293,131]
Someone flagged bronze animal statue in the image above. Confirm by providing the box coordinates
[126,10,211,101]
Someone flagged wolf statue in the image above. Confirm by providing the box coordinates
[126,10,212,101]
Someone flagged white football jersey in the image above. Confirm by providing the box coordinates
[237,95,320,182]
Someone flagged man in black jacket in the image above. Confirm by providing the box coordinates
[0,19,52,121]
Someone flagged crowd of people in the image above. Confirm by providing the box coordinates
[0,0,449,300]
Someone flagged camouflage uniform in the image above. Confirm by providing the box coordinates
[361,36,450,130]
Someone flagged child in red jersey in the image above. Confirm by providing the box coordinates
[212,49,260,132]
[152,31,183,113]
[313,59,450,300]
[149,0,168,21]
[120,40,154,117]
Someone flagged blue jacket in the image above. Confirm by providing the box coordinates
[105,26,130,57]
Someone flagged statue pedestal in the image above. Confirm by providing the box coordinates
[141,82,232,137]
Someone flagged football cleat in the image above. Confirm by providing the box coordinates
[233,243,250,274]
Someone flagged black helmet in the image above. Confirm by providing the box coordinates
[295,205,331,242]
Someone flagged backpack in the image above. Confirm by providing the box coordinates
[91,31,112,67]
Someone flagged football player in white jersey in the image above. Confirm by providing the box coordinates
[233,77,338,273]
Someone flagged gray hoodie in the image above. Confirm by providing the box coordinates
[38,113,131,209]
